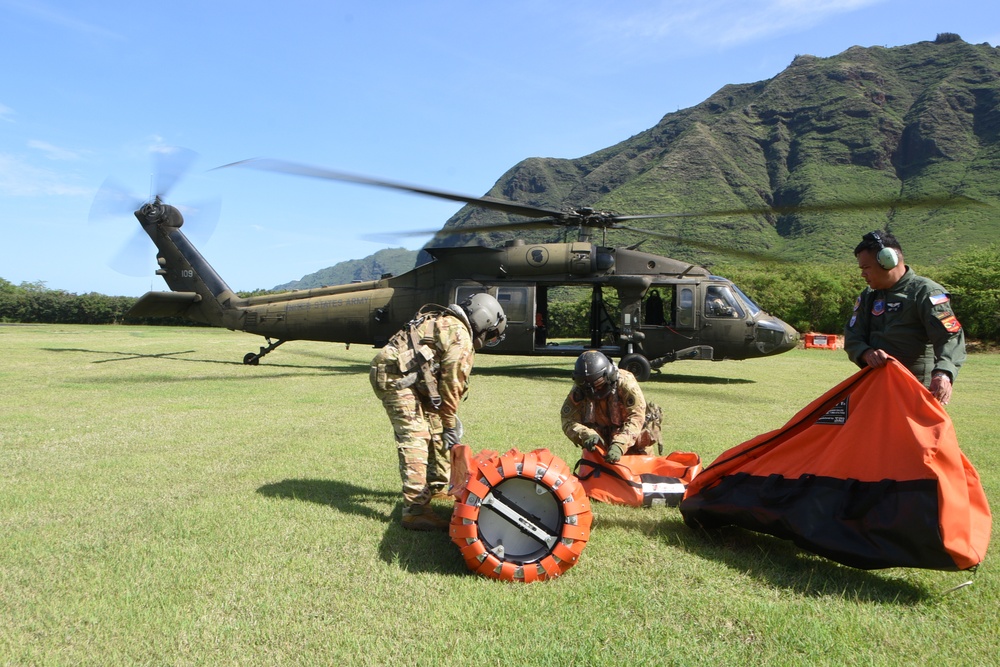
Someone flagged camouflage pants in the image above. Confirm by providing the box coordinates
[370,367,450,512]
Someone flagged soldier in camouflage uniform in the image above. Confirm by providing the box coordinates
[844,230,966,406]
[370,293,506,531]
[561,350,663,464]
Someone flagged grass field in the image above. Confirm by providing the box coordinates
[1,324,996,666]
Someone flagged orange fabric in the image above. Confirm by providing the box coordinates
[449,447,593,582]
[682,360,991,570]
[576,449,701,507]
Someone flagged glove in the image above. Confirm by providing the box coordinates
[443,427,461,449]
[441,416,464,450]
[604,444,624,464]
[582,433,604,452]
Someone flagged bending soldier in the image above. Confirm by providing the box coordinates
[370,293,506,531]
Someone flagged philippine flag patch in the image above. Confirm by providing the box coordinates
[930,293,950,306]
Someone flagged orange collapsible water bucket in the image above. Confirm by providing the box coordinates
[681,360,991,571]
[575,449,701,507]
[448,446,593,582]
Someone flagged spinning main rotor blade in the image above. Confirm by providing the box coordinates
[614,225,788,262]
[607,193,987,221]
[219,158,985,228]
[360,191,986,242]
[216,158,570,220]
[219,156,987,265]
[365,220,790,262]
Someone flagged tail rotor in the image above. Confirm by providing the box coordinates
[88,147,220,277]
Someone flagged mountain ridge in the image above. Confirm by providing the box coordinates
[281,36,999,291]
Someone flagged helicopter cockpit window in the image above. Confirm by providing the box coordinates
[677,287,695,328]
[705,285,744,318]
[731,284,762,317]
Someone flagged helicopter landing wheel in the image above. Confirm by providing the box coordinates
[243,338,285,365]
[620,353,652,382]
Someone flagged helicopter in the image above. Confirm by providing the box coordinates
[98,155,809,380]
[107,155,966,380]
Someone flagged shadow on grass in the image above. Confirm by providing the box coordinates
[597,512,932,603]
[44,346,371,376]
[475,363,755,385]
[256,478,467,577]
[46,346,754,385]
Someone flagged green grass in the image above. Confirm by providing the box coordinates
[1,324,997,666]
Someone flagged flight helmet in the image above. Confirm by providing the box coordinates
[573,350,618,399]
[461,293,507,350]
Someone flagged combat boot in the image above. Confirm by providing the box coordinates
[402,504,450,532]
[430,485,453,503]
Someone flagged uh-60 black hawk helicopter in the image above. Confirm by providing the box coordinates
[102,154,804,380]
[103,153,951,380]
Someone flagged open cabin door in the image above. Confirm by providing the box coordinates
[452,283,537,354]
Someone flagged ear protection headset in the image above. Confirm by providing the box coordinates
[865,231,899,270]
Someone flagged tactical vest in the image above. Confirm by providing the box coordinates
[387,305,471,409]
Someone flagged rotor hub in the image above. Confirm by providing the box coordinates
[135,198,184,228]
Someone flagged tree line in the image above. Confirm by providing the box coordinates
[545,244,1000,343]
[0,279,196,327]
[3,244,997,342]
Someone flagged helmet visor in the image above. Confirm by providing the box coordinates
[483,329,505,348]
[575,373,613,398]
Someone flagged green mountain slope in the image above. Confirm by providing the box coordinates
[274,247,417,291]
[281,36,1000,289]
[437,36,1000,267]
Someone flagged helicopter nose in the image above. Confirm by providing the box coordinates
[755,318,800,355]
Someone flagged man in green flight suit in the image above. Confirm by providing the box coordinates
[844,230,966,405]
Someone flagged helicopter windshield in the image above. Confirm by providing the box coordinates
[704,284,744,318]
[730,284,762,317]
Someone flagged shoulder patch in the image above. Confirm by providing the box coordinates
[938,314,962,333]
[930,293,950,306]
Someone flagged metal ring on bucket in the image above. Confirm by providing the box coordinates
[449,448,593,582]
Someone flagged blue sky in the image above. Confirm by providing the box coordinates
[2,0,998,296]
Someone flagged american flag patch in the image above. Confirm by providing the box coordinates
[930,293,950,306]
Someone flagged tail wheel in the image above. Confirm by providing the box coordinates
[450,448,593,582]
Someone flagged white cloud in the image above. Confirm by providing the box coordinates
[598,0,887,48]
[0,103,13,122]
[28,140,81,161]
[1,0,123,41]
[0,153,90,197]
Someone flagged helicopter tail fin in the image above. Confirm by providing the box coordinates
[126,207,241,328]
